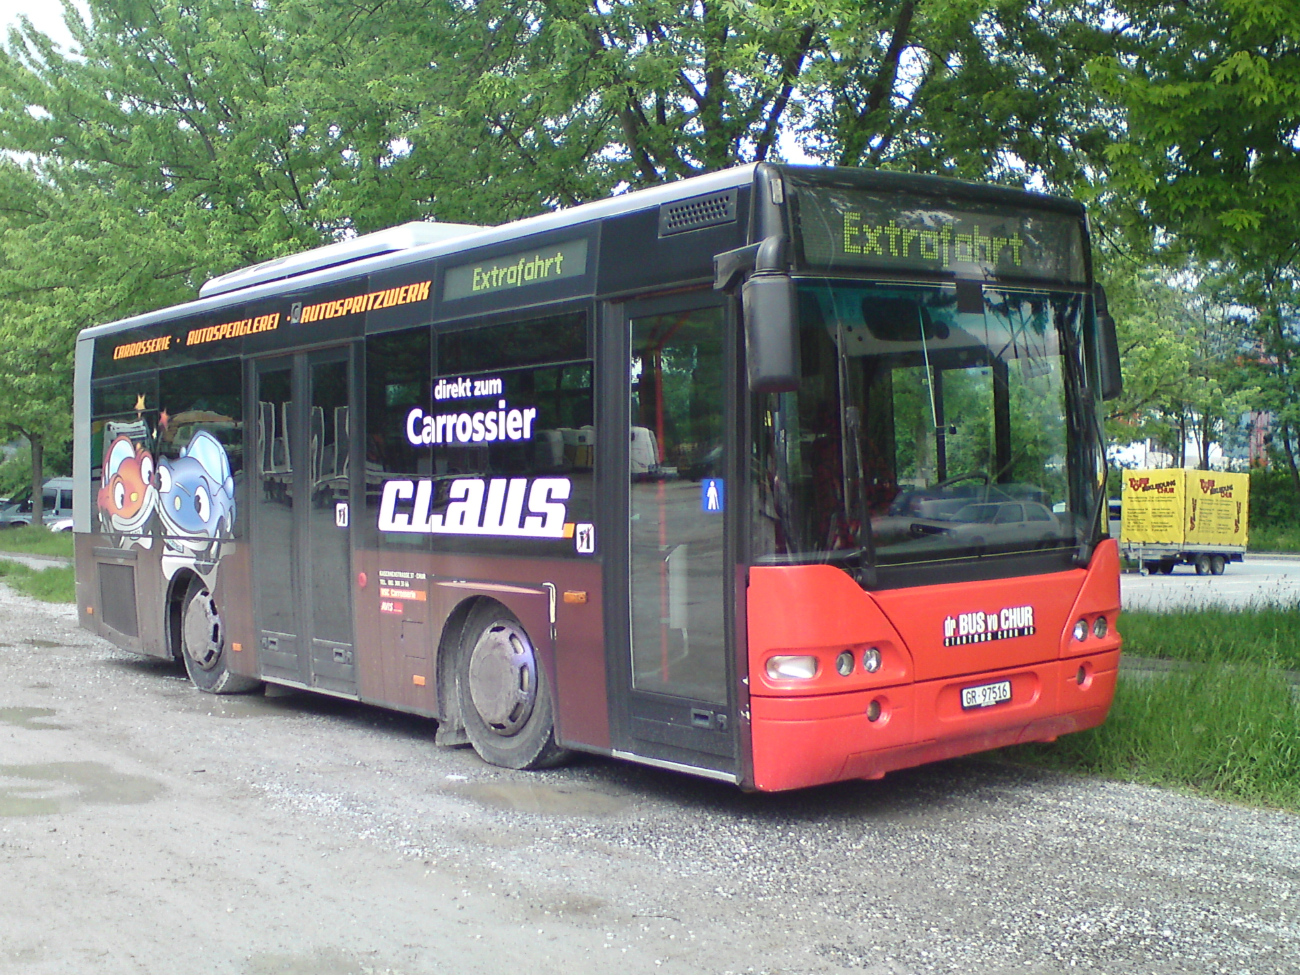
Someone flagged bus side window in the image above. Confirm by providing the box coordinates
[365,327,432,549]
[156,359,243,535]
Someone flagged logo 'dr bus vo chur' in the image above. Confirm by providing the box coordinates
[943,605,1036,646]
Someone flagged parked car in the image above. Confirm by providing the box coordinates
[0,477,75,529]
[907,500,1067,549]
[47,517,73,532]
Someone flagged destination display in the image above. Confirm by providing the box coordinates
[443,238,588,301]
[792,184,1087,284]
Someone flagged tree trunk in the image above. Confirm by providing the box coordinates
[1280,421,1300,498]
[29,433,43,525]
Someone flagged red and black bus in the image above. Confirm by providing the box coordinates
[74,163,1123,790]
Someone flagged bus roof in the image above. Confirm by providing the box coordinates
[81,165,760,342]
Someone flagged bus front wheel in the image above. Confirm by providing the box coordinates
[179,581,260,694]
[457,603,568,770]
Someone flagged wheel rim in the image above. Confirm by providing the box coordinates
[182,588,223,671]
[467,620,538,737]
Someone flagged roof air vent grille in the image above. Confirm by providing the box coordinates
[658,190,737,236]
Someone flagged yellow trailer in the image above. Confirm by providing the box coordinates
[1119,469,1249,575]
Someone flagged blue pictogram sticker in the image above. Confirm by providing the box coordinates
[702,478,725,513]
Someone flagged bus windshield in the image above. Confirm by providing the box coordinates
[753,280,1098,576]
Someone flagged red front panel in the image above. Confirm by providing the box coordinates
[746,540,1121,791]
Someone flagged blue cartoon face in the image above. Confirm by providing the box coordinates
[157,430,236,558]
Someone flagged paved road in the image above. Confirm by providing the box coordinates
[1121,555,1300,611]
[1,583,1298,975]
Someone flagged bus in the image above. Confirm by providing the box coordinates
[73,163,1123,791]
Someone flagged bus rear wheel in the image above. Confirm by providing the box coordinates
[1194,554,1212,576]
[457,603,568,770]
[1210,554,1226,575]
[179,581,260,694]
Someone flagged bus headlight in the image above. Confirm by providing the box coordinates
[835,651,855,676]
[1093,616,1108,639]
[1073,619,1089,642]
[862,647,882,673]
[767,655,818,680]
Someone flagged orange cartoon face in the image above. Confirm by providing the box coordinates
[98,435,157,534]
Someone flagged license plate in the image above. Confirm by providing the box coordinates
[961,679,1012,709]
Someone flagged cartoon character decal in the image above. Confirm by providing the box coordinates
[157,430,236,578]
[97,428,158,548]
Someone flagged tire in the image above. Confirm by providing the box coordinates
[456,602,568,770]
[1210,554,1226,576]
[179,581,261,694]
[1159,561,1175,575]
[1194,554,1212,576]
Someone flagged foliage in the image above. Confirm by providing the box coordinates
[1243,467,1300,550]
[0,448,32,500]
[1093,0,1300,492]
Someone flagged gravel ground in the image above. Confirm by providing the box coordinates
[1,581,1298,975]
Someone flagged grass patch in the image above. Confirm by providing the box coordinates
[0,525,74,558]
[1011,663,1300,811]
[0,560,76,603]
[1121,605,1300,670]
[1246,525,1300,552]
[1010,604,1300,810]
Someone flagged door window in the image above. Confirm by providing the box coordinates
[629,307,727,704]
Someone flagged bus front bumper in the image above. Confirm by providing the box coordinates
[747,648,1120,792]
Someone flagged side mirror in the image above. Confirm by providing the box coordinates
[741,236,800,394]
[1095,286,1122,401]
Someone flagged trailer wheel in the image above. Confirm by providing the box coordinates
[1194,554,1212,576]
[179,581,260,694]
[1210,554,1226,576]
[1160,561,1176,575]
[457,603,569,770]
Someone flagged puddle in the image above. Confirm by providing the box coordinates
[0,762,164,817]
[0,707,67,731]
[544,894,605,917]
[183,694,303,719]
[446,780,630,817]
[24,639,60,648]
[245,947,384,975]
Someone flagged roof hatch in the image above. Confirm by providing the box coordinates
[198,221,483,299]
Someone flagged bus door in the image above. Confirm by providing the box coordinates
[251,348,358,695]
[607,294,739,777]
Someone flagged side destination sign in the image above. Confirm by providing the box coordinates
[443,239,588,301]
[792,184,1086,284]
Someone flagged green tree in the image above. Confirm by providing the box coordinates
[1093,0,1300,478]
